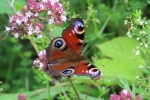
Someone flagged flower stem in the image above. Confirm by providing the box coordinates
[27,35,39,54]
[47,80,50,100]
[67,77,80,100]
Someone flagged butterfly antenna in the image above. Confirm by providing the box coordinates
[84,41,98,56]
[85,81,92,99]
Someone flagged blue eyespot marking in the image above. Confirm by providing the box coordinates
[62,70,73,75]
[55,40,63,48]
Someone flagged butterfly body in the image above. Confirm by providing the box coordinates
[46,18,101,79]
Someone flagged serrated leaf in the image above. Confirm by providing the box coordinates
[95,36,144,80]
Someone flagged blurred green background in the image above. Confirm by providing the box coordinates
[0,0,148,100]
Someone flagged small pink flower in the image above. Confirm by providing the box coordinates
[136,95,142,100]
[6,0,67,38]
[27,0,42,12]
[109,93,121,100]
[109,90,143,100]
[22,6,28,13]
[18,93,26,100]
[37,22,44,30]
[120,90,132,100]
[33,50,48,71]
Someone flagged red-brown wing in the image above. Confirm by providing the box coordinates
[46,37,76,76]
[62,18,84,54]
[48,62,77,76]
[74,61,101,79]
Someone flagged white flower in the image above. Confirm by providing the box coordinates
[51,0,59,5]
[40,4,44,10]
[5,27,10,32]
[42,0,47,3]
[145,21,148,24]
[14,33,19,38]
[16,18,22,25]
[34,12,39,17]
[145,43,148,48]
[135,50,140,55]
[137,19,140,21]
[61,15,67,22]
[37,34,43,38]
[140,21,144,25]
[47,10,52,15]
[26,11,33,18]
[140,42,143,45]
[140,30,146,34]
[34,26,41,33]
[33,59,40,64]
[127,31,132,38]
[9,16,13,23]
[122,90,128,95]
[38,50,46,56]
[16,11,21,15]
[48,18,54,24]
[28,30,33,35]
[136,37,140,41]
[27,24,33,35]
[136,76,139,79]
[124,20,128,25]
[139,65,144,68]
[23,17,28,23]
[39,62,44,68]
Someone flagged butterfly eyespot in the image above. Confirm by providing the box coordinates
[74,21,84,35]
[62,68,74,75]
[55,40,63,48]
[89,68,101,77]
[51,38,67,50]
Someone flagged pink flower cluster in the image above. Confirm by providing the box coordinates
[109,90,142,100]
[18,93,26,100]
[33,50,48,71]
[5,0,67,38]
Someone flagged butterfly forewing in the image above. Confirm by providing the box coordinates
[62,18,84,54]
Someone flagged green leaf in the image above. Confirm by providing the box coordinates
[95,36,144,80]
[52,27,63,38]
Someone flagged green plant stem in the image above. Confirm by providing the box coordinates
[68,77,80,100]
[28,35,39,54]
[47,80,50,100]
[98,0,118,36]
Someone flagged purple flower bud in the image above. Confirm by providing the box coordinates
[18,93,26,100]
[136,95,142,100]
[37,22,44,30]
[109,93,121,100]
[22,6,28,12]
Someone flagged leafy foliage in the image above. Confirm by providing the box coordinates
[0,0,149,100]
[95,36,143,80]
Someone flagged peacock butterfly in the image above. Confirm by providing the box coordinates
[46,18,101,79]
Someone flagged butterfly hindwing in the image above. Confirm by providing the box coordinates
[74,61,101,79]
